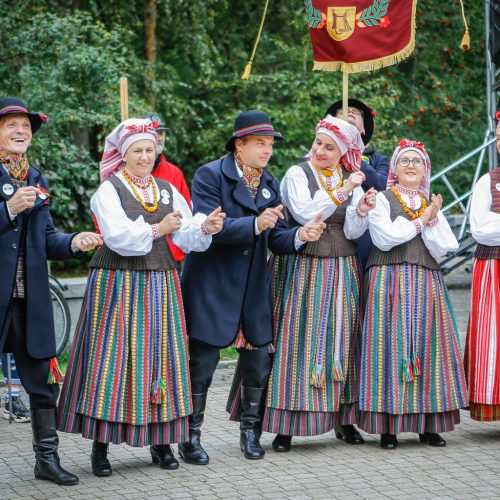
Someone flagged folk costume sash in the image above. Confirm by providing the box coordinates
[475,168,500,260]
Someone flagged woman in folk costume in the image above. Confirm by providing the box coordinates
[57,119,225,476]
[358,139,468,449]
[264,115,377,452]
[464,113,500,422]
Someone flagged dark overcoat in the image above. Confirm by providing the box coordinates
[0,165,76,359]
[182,154,300,348]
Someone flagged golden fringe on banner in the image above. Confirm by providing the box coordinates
[313,1,416,74]
[458,0,470,51]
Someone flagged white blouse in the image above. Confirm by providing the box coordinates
[368,189,459,260]
[90,171,211,257]
[280,162,368,240]
[469,172,500,246]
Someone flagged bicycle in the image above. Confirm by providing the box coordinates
[49,274,71,356]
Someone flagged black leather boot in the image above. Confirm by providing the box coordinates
[272,434,292,452]
[31,409,79,485]
[419,432,446,447]
[178,392,209,465]
[91,440,112,477]
[151,445,179,470]
[380,433,398,449]
[334,425,365,445]
[240,386,265,460]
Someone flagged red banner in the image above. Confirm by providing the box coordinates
[305,0,417,73]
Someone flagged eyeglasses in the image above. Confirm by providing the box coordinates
[336,107,363,118]
[398,157,424,167]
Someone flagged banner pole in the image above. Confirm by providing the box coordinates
[342,71,349,119]
[120,77,129,121]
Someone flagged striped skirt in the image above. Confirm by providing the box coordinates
[464,258,500,421]
[358,264,467,434]
[264,254,361,436]
[57,268,191,447]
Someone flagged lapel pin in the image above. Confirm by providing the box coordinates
[2,184,14,196]
[262,188,271,199]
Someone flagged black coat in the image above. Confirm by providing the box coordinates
[0,165,76,359]
[181,155,299,348]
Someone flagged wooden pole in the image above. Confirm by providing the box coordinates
[120,77,129,121]
[342,71,349,120]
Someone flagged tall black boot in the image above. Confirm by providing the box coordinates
[240,386,265,460]
[91,440,112,477]
[178,392,209,465]
[31,409,79,486]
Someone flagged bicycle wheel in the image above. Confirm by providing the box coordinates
[50,283,71,356]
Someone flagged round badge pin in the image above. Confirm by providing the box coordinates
[2,184,14,196]
[39,192,47,200]
[262,188,271,199]
[496,183,500,192]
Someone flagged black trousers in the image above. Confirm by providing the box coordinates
[189,339,271,394]
[0,299,59,410]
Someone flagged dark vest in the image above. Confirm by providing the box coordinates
[286,162,358,258]
[90,175,176,271]
[366,189,440,270]
[475,168,500,260]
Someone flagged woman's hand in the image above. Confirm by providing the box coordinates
[158,210,183,236]
[72,232,103,252]
[428,193,443,221]
[343,171,366,196]
[203,207,226,234]
[419,205,434,224]
[357,187,377,214]
[298,213,326,242]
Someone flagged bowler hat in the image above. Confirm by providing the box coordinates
[225,109,284,152]
[0,97,48,134]
[143,113,169,131]
[325,98,375,145]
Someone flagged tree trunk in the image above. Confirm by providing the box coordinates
[144,0,157,108]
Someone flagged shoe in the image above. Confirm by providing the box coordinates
[91,441,112,477]
[272,434,292,452]
[335,425,365,445]
[419,432,446,447]
[178,393,209,465]
[31,408,79,486]
[380,433,398,450]
[239,386,265,460]
[151,445,179,470]
[3,395,31,423]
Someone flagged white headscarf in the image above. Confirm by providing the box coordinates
[99,118,158,181]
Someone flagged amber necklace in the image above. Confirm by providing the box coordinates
[309,157,344,206]
[391,185,427,220]
[121,167,159,213]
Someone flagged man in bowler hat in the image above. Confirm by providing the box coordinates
[180,109,325,463]
[0,97,102,485]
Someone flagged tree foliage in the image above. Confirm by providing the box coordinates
[0,0,487,238]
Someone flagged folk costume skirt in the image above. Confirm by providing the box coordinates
[263,254,361,436]
[57,268,191,447]
[358,263,468,435]
[464,258,500,421]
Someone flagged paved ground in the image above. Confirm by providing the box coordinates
[1,285,500,499]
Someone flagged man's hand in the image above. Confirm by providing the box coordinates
[159,210,183,236]
[72,232,103,252]
[298,213,326,242]
[256,204,284,232]
[6,186,42,215]
[203,207,226,234]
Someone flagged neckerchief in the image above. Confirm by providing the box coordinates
[0,148,30,181]
[235,153,263,200]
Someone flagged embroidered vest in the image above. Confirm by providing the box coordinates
[286,162,358,258]
[475,167,500,260]
[90,175,176,271]
[366,189,440,270]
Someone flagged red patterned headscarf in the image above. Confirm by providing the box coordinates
[387,139,432,199]
[100,118,159,181]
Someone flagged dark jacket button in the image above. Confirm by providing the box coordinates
[243,250,249,256]
[11,243,17,249]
